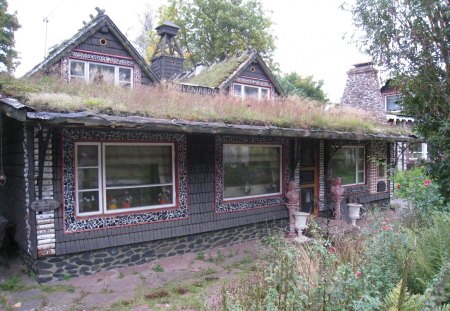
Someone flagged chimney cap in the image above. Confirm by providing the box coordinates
[156,21,181,36]
[353,61,373,68]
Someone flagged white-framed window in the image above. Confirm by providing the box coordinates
[331,146,365,185]
[75,142,175,216]
[385,94,402,112]
[223,144,282,200]
[233,83,271,100]
[69,59,133,89]
[408,142,427,160]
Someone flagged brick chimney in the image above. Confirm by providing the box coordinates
[341,62,385,123]
[150,21,185,81]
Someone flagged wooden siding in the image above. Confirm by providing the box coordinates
[240,62,269,81]
[0,116,33,255]
[74,28,155,85]
[76,29,132,58]
[151,56,184,80]
[235,62,280,96]
[52,133,288,255]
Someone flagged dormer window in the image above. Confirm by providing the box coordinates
[233,83,270,100]
[69,59,133,89]
[385,94,402,112]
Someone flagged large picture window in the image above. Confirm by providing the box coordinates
[69,59,133,88]
[331,146,365,185]
[223,144,281,200]
[75,142,175,216]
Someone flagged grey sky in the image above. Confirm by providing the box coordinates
[9,0,367,102]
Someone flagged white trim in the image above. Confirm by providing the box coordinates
[75,142,102,217]
[331,146,366,186]
[69,59,133,89]
[385,94,402,113]
[222,143,282,201]
[75,142,176,216]
[232,83,271,100]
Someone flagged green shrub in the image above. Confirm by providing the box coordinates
[394,168,450,221]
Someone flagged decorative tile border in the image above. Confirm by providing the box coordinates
[62,128,187,232]
[235,76,272,88]
[215,135,290,213]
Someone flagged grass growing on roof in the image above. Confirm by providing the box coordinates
[0,75,409,135]
[181,53,247,88]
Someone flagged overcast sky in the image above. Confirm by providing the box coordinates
[9,0,368,102]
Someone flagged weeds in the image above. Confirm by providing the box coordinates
[0,76,410,135]
[196,251,205,260]
[0,275,26,291]
[40,284,76,293]
[63,273,71,281]
[152,264,164,272]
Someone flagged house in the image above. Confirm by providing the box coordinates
[0,10,412,282]
[380,80,427,169]
[341,62,426,170]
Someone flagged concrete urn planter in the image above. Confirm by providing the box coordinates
[347,203,362,227]
[293,211,310,243]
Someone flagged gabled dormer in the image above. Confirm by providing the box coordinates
[175,49,285,99]
[26,8,159,87]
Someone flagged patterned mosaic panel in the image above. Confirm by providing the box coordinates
[215,135,291,213]
[62,128,187,232]
[235,76,272,88]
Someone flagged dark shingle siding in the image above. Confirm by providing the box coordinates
[0,116,30,254]
[53,133,287,255]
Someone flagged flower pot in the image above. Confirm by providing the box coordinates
[347,203,362,227]
[293,211,310,243]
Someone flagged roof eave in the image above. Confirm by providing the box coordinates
[25,111,412,142]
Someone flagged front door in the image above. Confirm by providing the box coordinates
[299,141,319,216]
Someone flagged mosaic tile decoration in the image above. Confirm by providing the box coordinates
[215,135,291,213]
[62,128,187,232]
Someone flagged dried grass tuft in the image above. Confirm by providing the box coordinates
[3,76,409,134]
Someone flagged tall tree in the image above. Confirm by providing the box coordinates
[157,0,276,68]
[277,72,328,102]
[347,0,450,200]
[134,4,158,63]
[0,0,20,73]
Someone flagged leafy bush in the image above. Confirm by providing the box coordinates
[394,167,450,220]
[221,216,405,310]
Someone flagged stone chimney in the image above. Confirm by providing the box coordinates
[341,62,385,123]
[150,21,185,81]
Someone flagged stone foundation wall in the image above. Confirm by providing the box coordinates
[22,219,287,283]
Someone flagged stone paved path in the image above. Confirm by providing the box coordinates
[0,240,262,311]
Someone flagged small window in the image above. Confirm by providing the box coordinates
[233,84,242,97]
[331,146,365,185]
[244,86,259,99]
[70,61,85,80]
[75,142,175,216]
[409,143,426,160]
[118,67,132,88]
[223,144,281,200]
[89,63,115,84]
[386,95,402,112]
